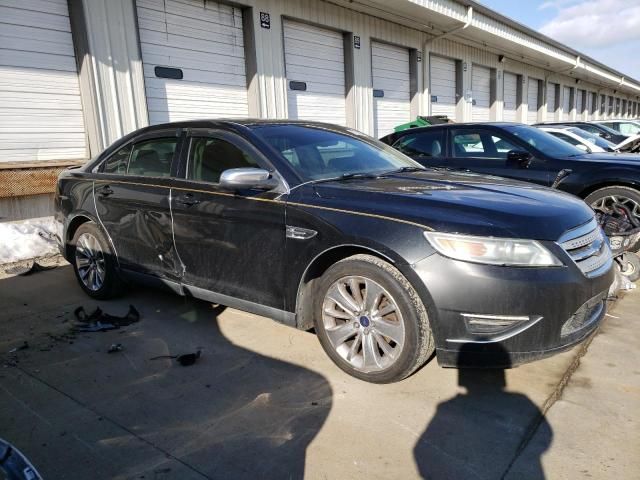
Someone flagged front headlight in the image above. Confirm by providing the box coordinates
[424,232,563,267]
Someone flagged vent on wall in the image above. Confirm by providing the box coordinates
[154,66,183,80]
[289,81,307,91]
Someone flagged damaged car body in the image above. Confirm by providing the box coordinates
[56,120,614,383]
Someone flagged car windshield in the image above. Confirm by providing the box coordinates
[568,127,616,149]
[507,125,584,157]
[594,123,622,136]
[251,124,423,183]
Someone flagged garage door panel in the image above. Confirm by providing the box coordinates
[0,6,70,32]
[547,83,557,113]
[430,56,457,120]
[503,72,518,122]
[372,42,410,138]
[0,2,86,163]
[472,64,491,122]
[563,86,571,120]
[137,0,248,124]
[284,20,346,125]
[527,79,539,124]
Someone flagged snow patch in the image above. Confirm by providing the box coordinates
[0,217,60,264]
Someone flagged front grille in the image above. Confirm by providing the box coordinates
[558,218,612,277]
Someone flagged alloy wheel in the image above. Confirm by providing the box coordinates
[322,276,405,373]
[75,232,106,292]
[591,194,640,223]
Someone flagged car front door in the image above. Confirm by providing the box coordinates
[170,129,286,310]
[445,128,552,185]
[94,129,184,281]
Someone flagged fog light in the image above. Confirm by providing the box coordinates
[461,313,536,334]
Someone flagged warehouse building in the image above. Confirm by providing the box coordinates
[1,0,640,220]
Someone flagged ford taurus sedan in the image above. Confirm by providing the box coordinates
[56,120,614,383]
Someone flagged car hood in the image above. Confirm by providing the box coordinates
[311,170,594,240]
[567,152,640,164]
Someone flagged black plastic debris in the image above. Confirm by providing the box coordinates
[8,341,29,354]
[150,350,201,367]
[107,343,123,354]
[73,305,140,332]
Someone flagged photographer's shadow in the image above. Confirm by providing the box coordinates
[414,345,552,480]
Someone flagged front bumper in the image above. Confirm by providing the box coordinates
[410,250,614,368]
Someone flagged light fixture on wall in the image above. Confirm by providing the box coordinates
[575,79,581,84]
[498,55,505,63]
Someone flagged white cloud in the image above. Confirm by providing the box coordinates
[539,0,640,48]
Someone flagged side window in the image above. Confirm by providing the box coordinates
[552,132,581,147]
[127,138,177,177]
[451,130,519,159]
[619,123,640,135]
[188,137,258,183]
[102,144,131,174]
[393,131,445,158]
[490,135,519,157]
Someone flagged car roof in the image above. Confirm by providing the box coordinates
[140,118,356,131]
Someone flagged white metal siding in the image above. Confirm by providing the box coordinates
[371,42,410,138]
[562,86,571,120]
[0,0,87,163]
[430,55,457,120]
[547,82,557,114]
[503,72,518,122]
[136,0,248,125]
[527,78,539,124]
[283,20,346,126]
[472,64,491,122]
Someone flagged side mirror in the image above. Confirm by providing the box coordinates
[219,168,278,191]
[506,150,533,169]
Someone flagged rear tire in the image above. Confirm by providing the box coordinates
[313,254,434,383]
[71,222,122,299]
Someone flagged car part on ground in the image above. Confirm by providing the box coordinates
[57,119,614,382]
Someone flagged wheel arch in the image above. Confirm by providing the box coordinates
[65,214,94,260]
[294,245,396,331]
[578,180,640,199]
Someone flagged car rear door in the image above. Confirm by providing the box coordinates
[170,128,287,310]
[94,129,183,282]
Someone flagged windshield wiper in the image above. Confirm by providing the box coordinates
[379,166,426,176]
[307,172,382,185]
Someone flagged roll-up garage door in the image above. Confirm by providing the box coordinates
[547,83,558,116]
[283,20,346,126]
[562,87,572,120]
[371,42,411,138]
[527,78,539,124]
[430,55,457,120]
[503,72,518,122]
[0,0,87,163]
[576,90,584,120]
[472,65,491,122]
[136,0,248,124]
[586,92,593,120]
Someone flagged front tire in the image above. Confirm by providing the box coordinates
[313,254,434,383]
[71,222,121,299]
[617,252,640,282]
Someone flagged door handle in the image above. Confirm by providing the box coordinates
[176,194,200,206]
[98,185,114,197]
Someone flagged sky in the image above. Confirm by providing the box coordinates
[478,0,640,81]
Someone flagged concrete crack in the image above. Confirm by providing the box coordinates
[14,366,213,480]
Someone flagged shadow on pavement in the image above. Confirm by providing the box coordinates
[414,344,552,480]
[0,266,333,480]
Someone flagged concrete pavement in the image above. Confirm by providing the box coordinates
[0,265,637,479]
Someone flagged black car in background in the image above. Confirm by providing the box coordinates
[534,121,628,144]
[381,123,640,225]
[56,120,613,383]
